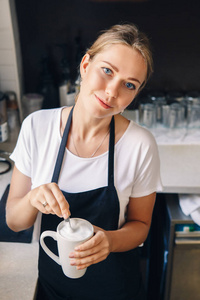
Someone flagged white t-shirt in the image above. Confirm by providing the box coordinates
[10,107,163,227]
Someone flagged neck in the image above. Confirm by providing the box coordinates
[72,100,112,141]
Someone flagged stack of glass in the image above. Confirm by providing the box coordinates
[138,91,200,137]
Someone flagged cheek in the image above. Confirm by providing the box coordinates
[118,94,136,110]
[83,71,105,92]
[119,88,136,104]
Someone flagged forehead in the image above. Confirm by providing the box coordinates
[92,44,147,81]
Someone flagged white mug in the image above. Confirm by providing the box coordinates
[40,218,94,279]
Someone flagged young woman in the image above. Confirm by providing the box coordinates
[6,23,162,299]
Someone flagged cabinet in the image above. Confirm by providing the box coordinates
[147,193,200,300]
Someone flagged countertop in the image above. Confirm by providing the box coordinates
[0,242,38,300]
[123,110,200,194]
[158,144,200,194]
[0,138,38,300]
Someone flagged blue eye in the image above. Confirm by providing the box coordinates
[125,82,136,90]
[103,67,112,75]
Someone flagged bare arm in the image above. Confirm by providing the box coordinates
[69,192,156,269]
[108,192,156,252]
[6,166,70,232]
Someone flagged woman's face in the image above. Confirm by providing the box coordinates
[79,43,147,118]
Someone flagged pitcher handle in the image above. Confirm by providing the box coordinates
[40,231,61,265]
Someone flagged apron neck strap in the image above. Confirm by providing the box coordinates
[108,116,115,187]
[51,106,74,183]
[51,106,115,187]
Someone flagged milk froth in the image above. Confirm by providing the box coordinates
[59,218,93,241]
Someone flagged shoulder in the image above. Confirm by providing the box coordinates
[20,108,63,144]
[129,121,156,144]
[116,120,159,173]
[21,108,62,133]
[117,115,157,149]
[115,114,156,142]
[24,107,62,125]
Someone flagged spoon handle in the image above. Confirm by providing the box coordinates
[64,217,72,228]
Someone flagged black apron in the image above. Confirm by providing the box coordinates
[36,107,145,300]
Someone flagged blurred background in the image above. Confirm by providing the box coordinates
[1,1,200,300]
[15,0,200,95]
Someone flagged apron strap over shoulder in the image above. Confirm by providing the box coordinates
[108,116,115,187]
[51,106,74,183]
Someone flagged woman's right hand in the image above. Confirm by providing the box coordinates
[29,182,70,219]
[6,166,70,232]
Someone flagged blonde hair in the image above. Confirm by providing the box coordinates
[86,23,153,90]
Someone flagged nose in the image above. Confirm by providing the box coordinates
[105,80,119,99]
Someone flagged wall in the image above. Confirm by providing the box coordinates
[0,0,23,116]
[4,0,200,106]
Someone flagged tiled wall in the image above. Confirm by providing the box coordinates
[0,0,23,119]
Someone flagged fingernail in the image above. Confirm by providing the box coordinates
[70,259,76,266]
[69,252,74,258]
[75,246,80,251]
[63,213,68,219]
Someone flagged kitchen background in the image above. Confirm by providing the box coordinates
[0,0,200,116]
[1,1,200,300]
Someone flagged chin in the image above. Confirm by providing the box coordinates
[89,107,112,119]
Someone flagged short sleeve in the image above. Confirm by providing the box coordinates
[10,115,32,177]
[130,131,163,198]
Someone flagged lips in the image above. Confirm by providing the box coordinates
[95,95,112,109]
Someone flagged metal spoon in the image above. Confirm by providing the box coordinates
[64,217,73,230]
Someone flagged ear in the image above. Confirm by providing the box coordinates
[80,53,90,79]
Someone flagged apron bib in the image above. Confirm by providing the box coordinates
[36,107,145,300]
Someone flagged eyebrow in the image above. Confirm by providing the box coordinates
[102,60,142,85]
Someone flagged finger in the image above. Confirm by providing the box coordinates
[70,250,108,270]
[71,245,107,268]
[70,232,110,269]
[74,231,104,252]
[29,183,66,217]
[71,234,107,258]
[74,238,110,260]
[38,184,63,217]
[39,183,69,218]
[38,196,54,215]
[31,193,50,215]
[34,185,62,216]
[42,203,55,215]
[50,183,70,218]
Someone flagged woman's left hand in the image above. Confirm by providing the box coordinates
[69,226,112,270]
